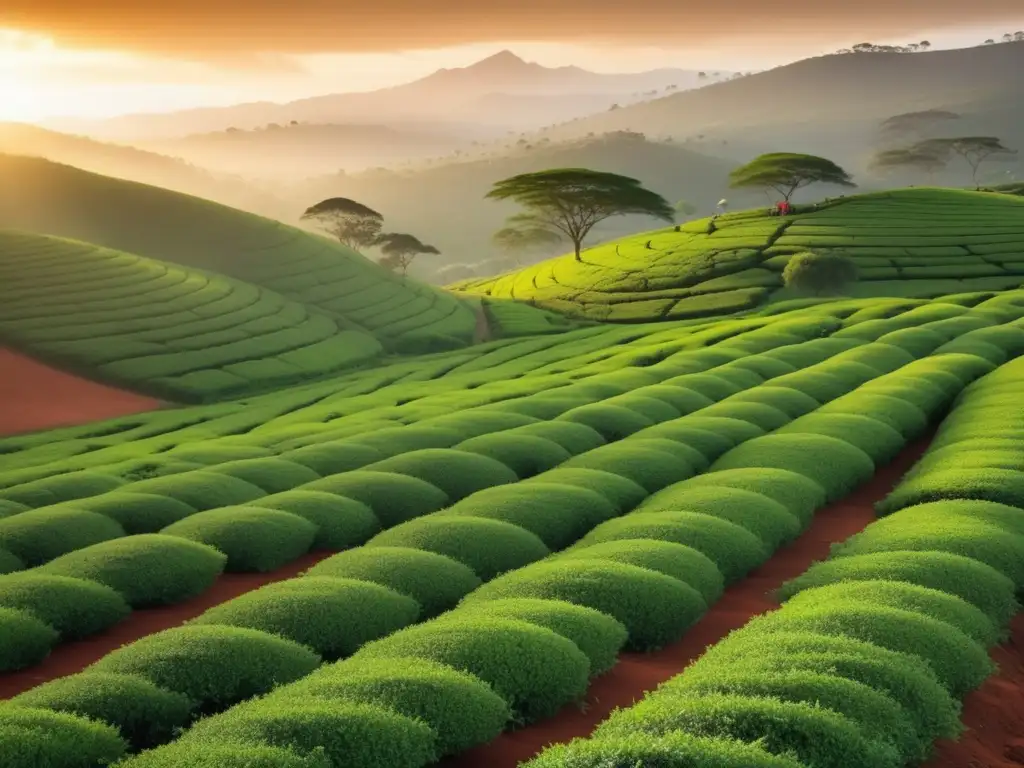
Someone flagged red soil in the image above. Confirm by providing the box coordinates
[443,437,932,768]
[924,613,1024,768]
[0,550,336,698]
[0,348,162,438]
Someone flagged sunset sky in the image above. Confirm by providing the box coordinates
[3,1,1024,121]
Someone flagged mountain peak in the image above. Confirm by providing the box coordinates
[471,49,531,70]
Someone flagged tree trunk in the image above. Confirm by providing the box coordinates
[573,241,582,262]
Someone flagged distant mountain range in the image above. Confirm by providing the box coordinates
[44,51,730,141]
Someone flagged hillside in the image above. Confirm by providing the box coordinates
[450,188,1024,322]
[0,231,385,402]
[0,123,288,220]
[532,42,1024,179]
[0,154,478,349]
[294,132,737,280]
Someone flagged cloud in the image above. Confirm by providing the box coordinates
[8,0,1024,58]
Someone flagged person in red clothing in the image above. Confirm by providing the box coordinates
[777,200,791,216]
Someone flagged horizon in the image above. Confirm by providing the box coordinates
[4,5,1024,123]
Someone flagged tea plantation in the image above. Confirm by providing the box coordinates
[452,188,1024,321]
[2,277,1024,765]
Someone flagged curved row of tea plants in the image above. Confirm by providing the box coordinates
[4,334,1018,767]
[0,231,385,402]
[451,188,1024,322]
[521,352,1024,768]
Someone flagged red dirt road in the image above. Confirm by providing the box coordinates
[443,437,932,768]
[924,613,1024,768]
[0,348,162,437]
[0,551,335,698]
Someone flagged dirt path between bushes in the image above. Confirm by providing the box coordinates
[442,435,933,768]
[924,613,1024,768]
[472,303,492,344]
[0,551,335,698]
[0,348,163,438]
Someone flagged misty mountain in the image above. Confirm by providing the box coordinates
[45,51,728,141]
[532,41,1024,178]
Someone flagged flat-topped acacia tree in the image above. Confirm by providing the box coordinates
[729,153,856,202]
[486,168,674,262]
[301,197,383,250]
[912,137,1017,189]
[375,232,440,277]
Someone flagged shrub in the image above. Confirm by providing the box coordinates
[662,373,744,401]
[453,433,571,478]
[667,468,827,527]
[0,500,28,518]
[89,625,321,712]
[526,468,647,513]
[302,471,449,528]
[595,692,897,768]
[601,394,682,423]
[161,507,317,572]
[365,449,519,501]
[556,539,725,603]
[343,425,467,456]
[507,421,607,454]
[556,403,655,441]
[125,471,267,510]
[522,732,805,768]
[416,410,539,440]
[562,441,698,492]
[630,385,716,415]
[0,606,58,671]
[695,401,791,432]
[573,511,767,582]
[0,547,22,574]
[462,559,707,652]
[438,483,617,550]
[0,471,125,507]
[0,706,127,768]
[632,422,735,464]
[247,490,381,550]
[179,700,436,768]
[878,468,1024,513]
[352,616,590,723]
[777,550,1019,625]
[304,546,481,617]
[366,515,549,581]
[0,573,129,639]
[817,393,929,439]
[782,580,1000,646]
[189,577,419,659]
[212,459,322,494]
[746,603,993,696]
[0,507,126,566]
[778,413,906,464]
[665,669,919,761]
[280,441,386,475]
[118,742,330,768]
[451,597,628,676]
[11,672,194,749]
[726,386,821,418]
[37,534,227,607]
[283,656,510,756]
[711,433,875,502]
[832,516,1024,589]
[669,415,766,444]
[637,486,802,549]
[69,492,197,534]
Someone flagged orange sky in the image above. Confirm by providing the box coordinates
[3,2,1024,120]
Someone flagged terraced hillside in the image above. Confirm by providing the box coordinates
[1,286,1024,767]
[0,154,477,349]
[0,231,384,402]
[451,188,1024,322]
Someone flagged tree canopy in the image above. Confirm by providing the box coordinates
[912,137,1017,188]
[375,232,440,276]
[301,197,383,250]
[869,146,949,181]
[729,153,855,202]
[879,110,960,139]
[492,224,562,263]
[783,252,858,297]
[674,199,698,218]
[486,168,674,261]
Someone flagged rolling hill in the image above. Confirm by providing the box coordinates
[293,132,737,280]
[450,188,1024,322]
[530,41,1024,181]
[0,154,478,350]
